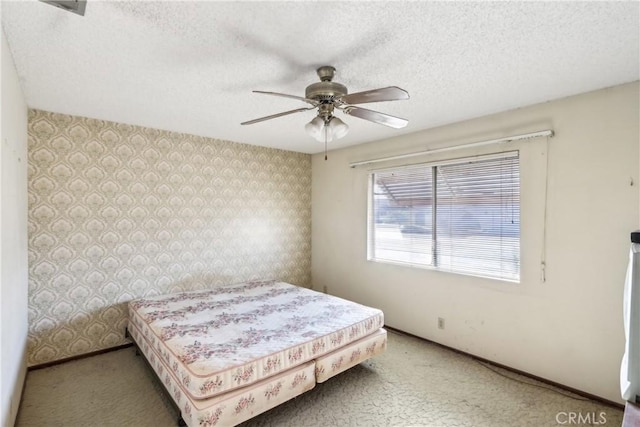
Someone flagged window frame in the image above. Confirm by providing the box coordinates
[367,151,521,283]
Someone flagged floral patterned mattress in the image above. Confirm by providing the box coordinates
[128,321,317,427]
[128,280,384,400]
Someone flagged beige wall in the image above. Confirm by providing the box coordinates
[27,110,311,366]
[312,82,640,402]
[1,28,29,427]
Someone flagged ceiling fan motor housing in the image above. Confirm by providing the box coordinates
[305,82,348,101]
[305,66,348,101]
[305,81,348,101]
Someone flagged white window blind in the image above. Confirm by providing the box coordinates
[369,152,520,282]
[370,166,434,266]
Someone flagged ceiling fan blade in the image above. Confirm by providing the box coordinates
[339,86,409,105]
[241,107,315,125]
[252,90,318,106]
[343,106,408,129]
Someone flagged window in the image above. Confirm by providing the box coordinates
[368,152,520,282]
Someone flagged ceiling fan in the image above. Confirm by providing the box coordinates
[241,66,410,145]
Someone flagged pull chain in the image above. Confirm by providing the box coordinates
[324,123,328,160]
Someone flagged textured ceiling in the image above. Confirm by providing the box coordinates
[2,1,639,154]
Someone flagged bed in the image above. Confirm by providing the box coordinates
[126,280,387,426]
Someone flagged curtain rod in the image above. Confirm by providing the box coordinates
[348,129,554,168]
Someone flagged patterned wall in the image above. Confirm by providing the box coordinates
[27,110,311,366]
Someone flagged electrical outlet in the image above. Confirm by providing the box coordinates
[438,317,445,330]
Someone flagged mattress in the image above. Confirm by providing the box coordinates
[314,328,387,383]
[128,280,384,400]
[128,321,316,427]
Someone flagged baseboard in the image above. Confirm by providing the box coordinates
[28,343,133,371]
[385,326,625,411]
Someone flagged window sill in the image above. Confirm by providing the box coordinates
[367,258,520,284]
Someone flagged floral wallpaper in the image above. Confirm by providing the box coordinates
[27,110,311,365]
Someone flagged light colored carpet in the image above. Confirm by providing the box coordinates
[16,330,622,427]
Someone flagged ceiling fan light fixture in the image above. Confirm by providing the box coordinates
[305,116,325,141]
[328,116,349,140]
[305,115,349,142]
